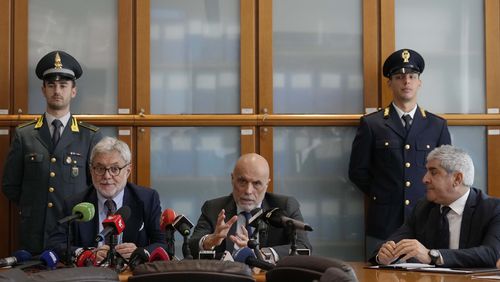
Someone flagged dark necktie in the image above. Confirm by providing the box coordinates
[51,119,63,146]
[402,114,412,132]
[436,206,451,249]
[242,211,253,237]
[104,199,117,216]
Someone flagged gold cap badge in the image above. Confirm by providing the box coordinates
[402,50,410,63]
[54,52,63,69]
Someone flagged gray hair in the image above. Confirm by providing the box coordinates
[427,145,474,187]
[90,136,131,165]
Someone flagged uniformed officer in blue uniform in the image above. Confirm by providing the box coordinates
[2,51,103,254]
[348,49,451,256]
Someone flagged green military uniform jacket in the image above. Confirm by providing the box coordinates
[2,114,102,254]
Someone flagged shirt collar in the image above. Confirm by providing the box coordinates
[445,189,470,216]
[45,112,71,128]
[96,188,125,213]
[392,102,417,119]
[236,203,262,215]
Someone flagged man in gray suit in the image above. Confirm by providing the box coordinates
[373,145,500,267]
[2,51,102,254]
[189,153,312,260]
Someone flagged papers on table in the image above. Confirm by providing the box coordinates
[367,263,500,275]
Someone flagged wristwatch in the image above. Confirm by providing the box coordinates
[428,249,441,265]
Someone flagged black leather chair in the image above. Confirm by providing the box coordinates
[266,256,358,282]
[129,260,255,282]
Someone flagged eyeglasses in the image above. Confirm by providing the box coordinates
[91,164,129,176]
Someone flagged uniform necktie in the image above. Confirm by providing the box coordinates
[242,211,253,238]
[51,119,63,146]
[104,199,117,216]
[402,114,412,132]
[436,206,451,249]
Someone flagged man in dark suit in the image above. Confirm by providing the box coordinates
[189,153,312,260]
[2,51,102,254]
[348,49,451,255]
[49,137,165,263]
[373,145,500,267]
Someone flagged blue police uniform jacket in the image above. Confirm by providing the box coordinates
[349,104,451,239]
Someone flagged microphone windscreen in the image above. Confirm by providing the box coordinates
[233,247,255,263]
[13,250,32,263]
[115,206,131,222]
[160,208,177,230]
[40,250,59,270]
[75,250,96,267]
[149,247,170,262]
[72,202,95,222]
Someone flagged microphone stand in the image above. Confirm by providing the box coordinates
[182,234,193,260]
[165,227,176,258]
[286,220,298,256]
[98,235,128,272]
[65,222,72,266]
[248,220,265,261]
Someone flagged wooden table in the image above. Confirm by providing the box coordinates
[349,262,500,282]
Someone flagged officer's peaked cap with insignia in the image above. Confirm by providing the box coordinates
[382,49,425,78]
[35,50,82,80]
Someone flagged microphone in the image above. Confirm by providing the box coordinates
[160,208,177,257]
[95,206,131,243]
[233,247,274,271]
[160,208,177,230]
[172,214,194,236]
[149,247,170,262]
[263,208,313,231]
[75,249,97,267]
[0,250,32,267]
[18,250,59,270]
[128,248,150,270]
[58,202,95,224]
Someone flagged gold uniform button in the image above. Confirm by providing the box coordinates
[50,172,56,177]
[373,196,377,201]
[384,142,389,146]
[405,162,411,168]
[405,200,410,206]
[51,157,56,163]
[405,144,410,150]
[48,187,55,193]
[426,145,430,149]
[48,202,54,208]
[405,181,411,187]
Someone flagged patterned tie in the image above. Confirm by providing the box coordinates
[436,206,451,249]
[242,211,253,238]
[51,119,63,146]
[104,199,117,216]
[402,114,412,132]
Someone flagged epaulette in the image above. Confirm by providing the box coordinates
[17,119,37,129]
[383,106,390,119]
[419,107,427,118]
[78,121,100,132]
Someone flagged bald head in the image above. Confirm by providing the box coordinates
[231,153,270,211]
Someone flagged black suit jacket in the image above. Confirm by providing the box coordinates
[2,115,102,254]
[189,193,312,259]
[372,188,500,267]
[48,182,166,262]
[349,105,451,239]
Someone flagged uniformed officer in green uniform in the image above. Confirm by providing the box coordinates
[2,51,103,254]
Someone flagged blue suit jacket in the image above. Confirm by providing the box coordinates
[188,193,312,259]
[48,182,166,261]
[372,188,500,267]
[349,105,451,239]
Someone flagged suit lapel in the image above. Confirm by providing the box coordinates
[32,116,51,152]
[384,105,406,139]
[224,197,238,253]
[122,186,142,243]
[77,190,99,247]
[459,189,477,248]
